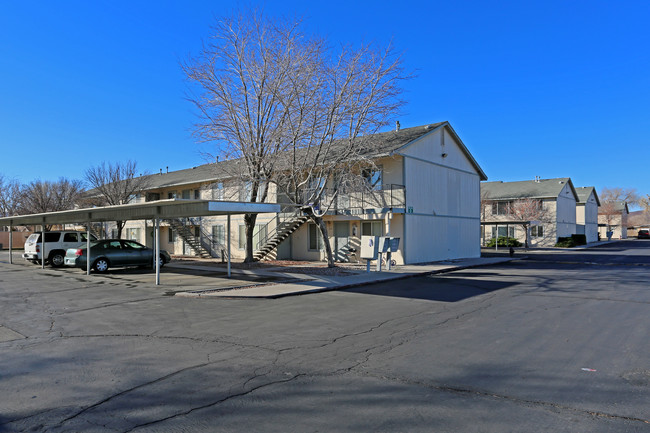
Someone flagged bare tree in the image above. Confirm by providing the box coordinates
[19,178,84,229]
[84,161,151,238]
[0,175,22,221]
[184,8,407,265]
[600,187,639,207]
[506,197,551,248]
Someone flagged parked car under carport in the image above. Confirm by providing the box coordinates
[65,239,171,273]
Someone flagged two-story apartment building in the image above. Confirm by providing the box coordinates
[598,201,629,240]
[114,122,487,264]
[481,178,579,247]
[575,186,600,243]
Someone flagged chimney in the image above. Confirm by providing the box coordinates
[166,166,169,173]
[159,168,162,175]
[395,121,401,132]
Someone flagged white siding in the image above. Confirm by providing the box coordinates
[555,183,577,239]
[401,128,481,263]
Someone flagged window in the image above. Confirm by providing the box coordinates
[238,224,246,249]
[308,223,324,251]
[212,225,225,245]
[126,228,140,241]
[240,181,252,202]
[212,182,224,200]
[361,221,383,237]
[531,225,544,237]
[491,226,514,238]
[146,192,160,202]
[168,191,177,199]
[182,189,191,199]
[491,201,511,215]
[362,166,383,190]
[168,228,175,243]
[63,233,78,242]
[122,241,144,249]
[253,224,267,250]
[194,189,200,199]
[44,233,61,243]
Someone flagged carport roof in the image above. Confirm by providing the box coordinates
[0,199,282,226]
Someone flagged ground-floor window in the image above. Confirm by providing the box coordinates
[168,228,175,243]
[531,225,544,237]
[125,228,140,241]
[491,225,515,238]
[212,225,225,246]
[253,224,267,250]
[309,223,324,251]
[361,221,383,237]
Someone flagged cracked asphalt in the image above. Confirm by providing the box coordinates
[1,241,649,432]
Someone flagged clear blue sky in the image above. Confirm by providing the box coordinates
[1,0,649,197]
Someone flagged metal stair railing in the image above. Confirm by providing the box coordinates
[252,207,307,260]
[165,218,214,258]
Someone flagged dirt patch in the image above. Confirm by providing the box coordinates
[170,257,356,276]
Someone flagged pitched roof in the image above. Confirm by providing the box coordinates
[575,186,601,206]
[481,177,579,201]
[94,122,486,193]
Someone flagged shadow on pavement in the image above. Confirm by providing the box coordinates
[344,275,517,302]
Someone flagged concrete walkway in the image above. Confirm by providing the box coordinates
[172,256,516,299]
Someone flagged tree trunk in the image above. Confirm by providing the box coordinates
[244,213,258,263]
[313,215,335,268]
[116,221,126,239]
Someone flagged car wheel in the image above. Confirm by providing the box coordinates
[49,252,65,268]
[152,257,165,269]
[93,258,110,273]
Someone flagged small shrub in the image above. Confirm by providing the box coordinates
[555,236,576,248]
[486,237,521,247]
[571,234,587,245]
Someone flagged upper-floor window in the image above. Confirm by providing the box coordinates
[362,166,383,190]
[182,189,191,199]
[168,191,178,199]
[212,182,224,200]
[491,201,511,215]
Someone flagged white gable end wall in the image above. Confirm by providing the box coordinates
[556,183,577,240]
[400,127,481,263]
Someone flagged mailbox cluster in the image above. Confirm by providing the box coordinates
[360,235,400,272]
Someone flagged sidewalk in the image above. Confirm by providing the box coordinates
[172,256,517,299]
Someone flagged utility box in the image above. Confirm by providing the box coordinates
[360,236,379,260]
[388,237,400,252]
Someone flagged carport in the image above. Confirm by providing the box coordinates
[0,199,281,284]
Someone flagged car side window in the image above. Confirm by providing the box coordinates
[44,233,60,243]
[63,233,78,242]
[108,241,122,249]
[122,241,144,249]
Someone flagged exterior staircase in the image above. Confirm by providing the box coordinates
[253,209,309,261]
[166,218,213,258]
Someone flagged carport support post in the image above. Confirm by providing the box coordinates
[9,225,13,264]
[86,221,91,276]
[227,215,231,278]
[41,224,45,269]
[155,218,160,285]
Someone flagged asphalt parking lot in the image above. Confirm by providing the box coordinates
[1,242,649,432]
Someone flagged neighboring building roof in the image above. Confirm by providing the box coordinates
[90,121,487,194]
[599,201,629,214]
[481,177,579,202]
[575,186,601,206]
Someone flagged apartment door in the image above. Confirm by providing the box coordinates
[333,222,350,262]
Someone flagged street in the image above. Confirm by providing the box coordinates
[1,241,649,432]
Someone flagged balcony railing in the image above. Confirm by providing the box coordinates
[301,184,405,215]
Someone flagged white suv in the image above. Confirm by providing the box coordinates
[23,231,97,267]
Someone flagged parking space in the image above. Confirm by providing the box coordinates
[0,250,300,294]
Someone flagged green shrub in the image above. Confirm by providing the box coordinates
[486,237,521,247]
[555,236,576,248]
[571,234,587,245]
